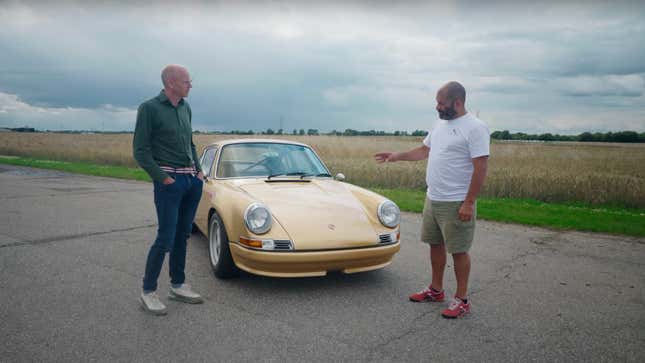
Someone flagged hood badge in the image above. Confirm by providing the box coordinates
[328,224,336,230]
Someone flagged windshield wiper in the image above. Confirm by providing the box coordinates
[267,171,329,180]
[287,171,310,176]
[267,171,308,179]
[267,173,286,179]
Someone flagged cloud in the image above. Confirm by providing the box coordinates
[0,1,645,133]
[554,74,644,97]
[472,76,537,94]
[482,108,645,134]
[0,92,135,131]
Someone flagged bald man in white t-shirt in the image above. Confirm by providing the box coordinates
[374,81,489,319]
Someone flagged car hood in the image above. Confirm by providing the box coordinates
[236,179,379,250]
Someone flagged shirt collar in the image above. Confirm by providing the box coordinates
[156,90,184,106]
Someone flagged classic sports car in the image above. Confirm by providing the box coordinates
[193,139,401,278]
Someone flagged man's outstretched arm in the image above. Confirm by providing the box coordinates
[374,145,430,163]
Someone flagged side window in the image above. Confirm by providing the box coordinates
[200,147,217,177]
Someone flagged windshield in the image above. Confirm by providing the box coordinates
[216,142,330,178]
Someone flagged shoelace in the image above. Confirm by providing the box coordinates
[418,287,438,296]
[447,299,462,310]
[144,292,161,301]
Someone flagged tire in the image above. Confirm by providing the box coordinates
[208,211,239,278]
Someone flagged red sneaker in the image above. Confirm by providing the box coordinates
[441,297,470,319]
[409,285,445,302]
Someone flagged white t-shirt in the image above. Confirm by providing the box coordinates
[423,113,490,201]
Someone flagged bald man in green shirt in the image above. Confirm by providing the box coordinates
[134,65,205,315]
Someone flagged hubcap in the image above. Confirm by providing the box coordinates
[209,218,221,267]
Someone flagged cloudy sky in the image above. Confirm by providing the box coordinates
[1,0,645,134]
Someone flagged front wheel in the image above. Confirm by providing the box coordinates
[208,212,239,278]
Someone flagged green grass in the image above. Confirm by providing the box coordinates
[373,188,645,238]
[2,155,643,237]
[0,155,151,181]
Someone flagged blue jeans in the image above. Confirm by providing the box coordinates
[143,173,203,292]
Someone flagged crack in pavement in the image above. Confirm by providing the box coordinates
[494,232,566,278]
[0,224,158,249]
[365,309,436,361]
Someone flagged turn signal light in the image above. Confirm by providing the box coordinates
[239,236,262,248]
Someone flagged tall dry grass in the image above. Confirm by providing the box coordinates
[2,133,644,208]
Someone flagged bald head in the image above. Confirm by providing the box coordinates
[161,64,192,102]
[161,64,188,88]
[440,81,466,104]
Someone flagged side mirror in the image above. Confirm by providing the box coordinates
[334,173,345,181]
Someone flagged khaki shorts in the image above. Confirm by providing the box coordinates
[420,198,476,254]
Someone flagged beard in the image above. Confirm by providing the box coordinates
[438,104,457,120]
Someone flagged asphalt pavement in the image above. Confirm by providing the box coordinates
[1,164,644,362]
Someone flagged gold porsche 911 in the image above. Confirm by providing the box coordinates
[193,139,401,278]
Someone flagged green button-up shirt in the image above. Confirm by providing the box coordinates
[133,90,202,182]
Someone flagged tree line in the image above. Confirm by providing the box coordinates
[491,130,645,143]
[221,128,645,142]
[217,128,429,136]
[13,127,645,142]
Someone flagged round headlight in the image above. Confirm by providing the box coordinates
[377,200,400,228]
[244,202,272,234]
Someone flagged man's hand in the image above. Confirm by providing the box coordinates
[374,146,429,163]
[458,201,474,221]
[196,171,204,181]
[374,152,397,163]
[162,177,175,185]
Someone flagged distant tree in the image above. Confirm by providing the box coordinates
[299,129,305,135]
[265,128,275,135]
[612,131,639,143]
[513,132,528,140]
[307,129,319,136]
[292,129,297,135]
[411,129,428,137]
[538,133,555,141]
[592,132,605,142]
[277,129,283,135]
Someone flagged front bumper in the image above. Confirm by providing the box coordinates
[229,242,401,277]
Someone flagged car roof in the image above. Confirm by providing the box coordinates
[204,138,310,148]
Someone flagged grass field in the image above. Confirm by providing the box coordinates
[2,132,644,208]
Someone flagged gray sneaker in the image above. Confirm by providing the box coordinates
[140,291,167,315]
[169,284,204,304]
